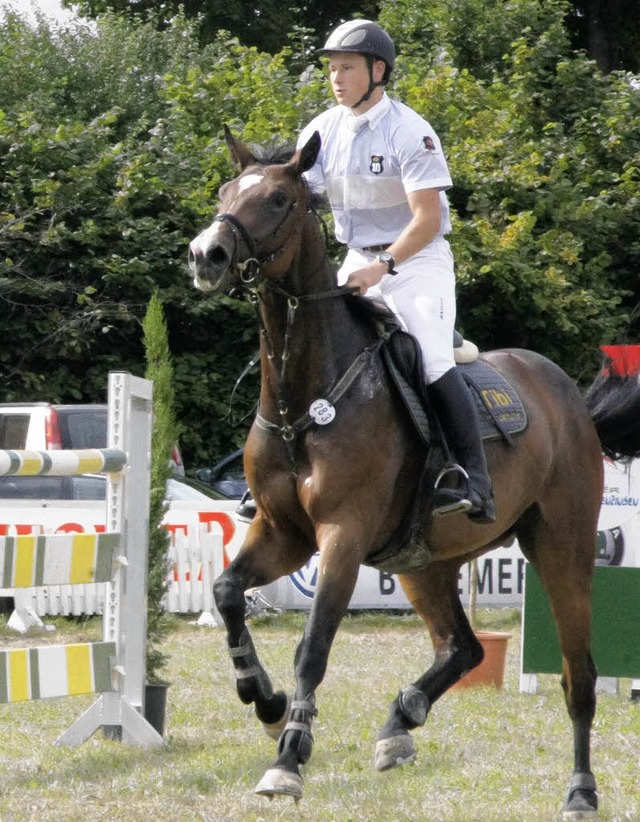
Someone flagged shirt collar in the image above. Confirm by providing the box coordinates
[363,93,391,129]
[344,92,391,131]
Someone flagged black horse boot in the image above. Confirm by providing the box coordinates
[427,367,496,523]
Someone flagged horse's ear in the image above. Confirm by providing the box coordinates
[224,124,256,171]
[291,131,321,175]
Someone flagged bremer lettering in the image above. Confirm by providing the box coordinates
[379,572,396,595]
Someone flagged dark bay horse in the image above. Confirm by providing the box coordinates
[188,127,640,819]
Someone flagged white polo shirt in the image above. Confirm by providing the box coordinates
[297,93,453,248]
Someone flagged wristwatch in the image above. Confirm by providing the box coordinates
[375,251,398,275]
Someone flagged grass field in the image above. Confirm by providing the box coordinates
[0,609,638,822]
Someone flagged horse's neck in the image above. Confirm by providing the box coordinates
[258,244,373,419]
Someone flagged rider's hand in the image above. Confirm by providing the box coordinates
[346,261,386,296]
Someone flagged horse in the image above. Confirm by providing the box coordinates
[187,126,640,820]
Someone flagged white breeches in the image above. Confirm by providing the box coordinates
[337,238,457,383]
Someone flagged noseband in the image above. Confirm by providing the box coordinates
[215,212,258,261]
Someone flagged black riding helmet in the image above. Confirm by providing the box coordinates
[319,20,396,107]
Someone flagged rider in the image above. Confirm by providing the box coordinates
[297,19,495,522]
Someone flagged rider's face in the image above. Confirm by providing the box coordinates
[327,52,385,111]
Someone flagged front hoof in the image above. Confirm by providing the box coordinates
[563,772,598,820]
[374,733,417,771]
[261,694,291,741]
[255,767,303,801]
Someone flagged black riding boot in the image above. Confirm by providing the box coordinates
[427,368,496,523]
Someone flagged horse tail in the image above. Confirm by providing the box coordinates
[585,366,640,460]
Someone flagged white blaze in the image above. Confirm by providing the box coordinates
[238,173,264,192]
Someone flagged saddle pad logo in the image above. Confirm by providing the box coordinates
[480,387,521,421]
[461,360,528,440]
[476,381,527,434]
[370,155,384,174]
[290,553,320,598]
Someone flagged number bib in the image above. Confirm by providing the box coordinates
[309,399,336,426]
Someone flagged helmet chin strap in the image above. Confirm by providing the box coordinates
[351,60,383,111]
[352,84,377,111]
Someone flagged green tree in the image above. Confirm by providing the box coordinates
[380,0,640,76]
[142,291,175,685]
[380,0,543,80]
[0,12,197,402]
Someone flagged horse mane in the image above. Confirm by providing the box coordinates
[250,141,296,166]
[344,292,399,332]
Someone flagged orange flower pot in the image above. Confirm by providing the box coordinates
[451,631,511,690]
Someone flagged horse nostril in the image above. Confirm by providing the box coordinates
[188,240,231,274]
[206,245,229,266]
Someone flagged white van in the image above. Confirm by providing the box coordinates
[0,403,108,450]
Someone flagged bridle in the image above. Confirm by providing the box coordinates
[216,192,340,297]
[214,195,300,283]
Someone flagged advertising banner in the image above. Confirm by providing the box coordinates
[261,543,527,610]
[597,457,640,567]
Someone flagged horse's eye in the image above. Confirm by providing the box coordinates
[271,191,289,209]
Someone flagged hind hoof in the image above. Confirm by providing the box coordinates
[261,694,291,741]
[255,767,303,800]
[374,733,416,771]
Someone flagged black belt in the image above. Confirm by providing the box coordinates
[360,244,391,253]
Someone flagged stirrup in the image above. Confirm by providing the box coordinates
[432,464,473,518]
[432,464,495,523]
